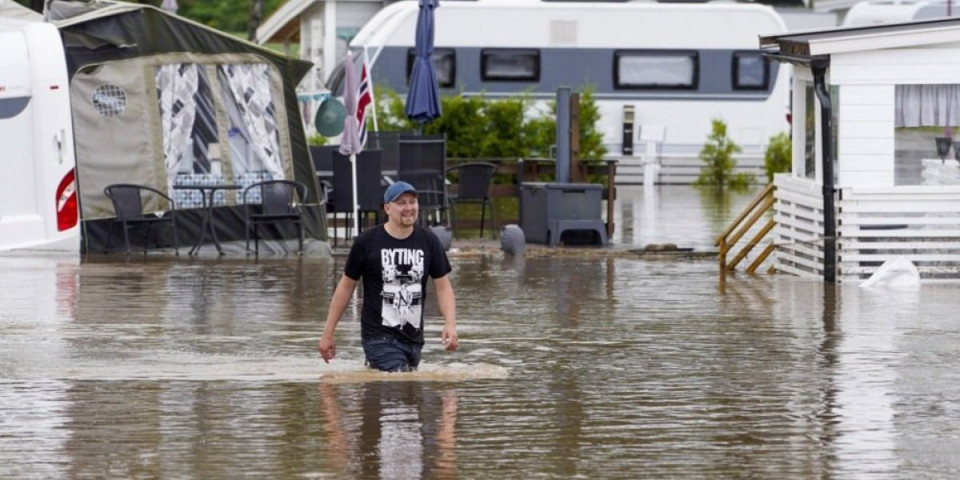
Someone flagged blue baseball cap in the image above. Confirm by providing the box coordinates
[384,181,417,203]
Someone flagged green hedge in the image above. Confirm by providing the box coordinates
[372,86,608,161]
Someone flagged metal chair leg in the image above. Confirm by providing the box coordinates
[104,223,116,254]
[479,200,486,238]
[172,220,180,256]
[487,197,498,239]
[122,222,132,254]
[254,223,259,257]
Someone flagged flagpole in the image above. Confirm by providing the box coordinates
[350,153,359,237]
[363,46,380,132]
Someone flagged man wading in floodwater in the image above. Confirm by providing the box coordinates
[318,181,459,372]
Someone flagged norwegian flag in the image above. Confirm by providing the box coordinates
[355,61,373,149]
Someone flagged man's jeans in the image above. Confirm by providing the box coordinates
[362,336,422,372]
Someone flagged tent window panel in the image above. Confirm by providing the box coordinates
[156,63,222,189]
[481,49,540,82]
[615,50,698,90]
[406,48,456,88]
[157,64,224,209]
[217,63,285,191]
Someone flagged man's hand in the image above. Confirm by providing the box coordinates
[441,325,458,351]
[318,335,336,363]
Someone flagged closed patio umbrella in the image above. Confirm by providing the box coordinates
[404,0,441,126]
[339,52,362,237]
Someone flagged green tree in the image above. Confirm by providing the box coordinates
[763,132,792,183]
[694,118,752,189]
[177,0,284,35]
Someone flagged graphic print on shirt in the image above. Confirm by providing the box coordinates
[380,248,425,330]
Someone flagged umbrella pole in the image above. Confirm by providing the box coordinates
[350,153,360,237]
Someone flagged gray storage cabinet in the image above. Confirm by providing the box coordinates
[520,182,608,246]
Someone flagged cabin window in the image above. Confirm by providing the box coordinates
[831,85,839,186]
[614,50,698,90]
[732,51,768,90]
[803,83,816,180]
[406,48,456,88]
[894,84,960,185]
[481,49,540,82]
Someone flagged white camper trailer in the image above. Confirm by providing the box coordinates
[337,0,790,183]
[0,15,79,253]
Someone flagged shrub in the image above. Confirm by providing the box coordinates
[694,118,752,189]
[763,132,792,183]
[307,132,327,145]
[371,86,607,161]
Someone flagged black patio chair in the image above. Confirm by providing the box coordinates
[242,179,307,256]
[368,130,414,175]
[446,162,498,238]
[331,150,384,244]
[309,145,338,201]
[398,134,448,226]
[103,183,180,254]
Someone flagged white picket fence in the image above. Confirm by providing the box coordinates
[612,148,766,185]
[773,175,825,279]
[775,172,960,282]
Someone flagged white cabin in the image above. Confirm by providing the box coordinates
[761,18,960,282]
[0,13,79,253]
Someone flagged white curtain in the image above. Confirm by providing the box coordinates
[156,64,200,191]
[895,84,960,128]
[218,64,284,180]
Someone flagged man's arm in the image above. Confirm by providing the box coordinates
[433,274,458,351]
[318,274,359,362]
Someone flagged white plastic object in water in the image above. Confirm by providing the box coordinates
[860,256,920,288]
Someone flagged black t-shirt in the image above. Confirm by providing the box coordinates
[344,225,452,345]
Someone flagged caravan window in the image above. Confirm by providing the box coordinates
[0,97,30,119]
[732,51,769,90]
[481,49,540,82]
[406,48,456,88]
[614,50,698,90]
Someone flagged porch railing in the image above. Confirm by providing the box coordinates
[716,183,777,280]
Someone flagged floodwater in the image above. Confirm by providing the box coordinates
[612,185,765,249]
[3,186,960,479]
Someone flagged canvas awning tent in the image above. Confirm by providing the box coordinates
[45,0,326,253]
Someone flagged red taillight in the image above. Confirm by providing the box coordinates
[56,169,78,231]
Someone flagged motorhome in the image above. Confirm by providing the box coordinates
[0,13,80,252]
[337,0,791,183]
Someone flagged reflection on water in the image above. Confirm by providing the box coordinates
[3,226,960,477]
[614,185,762,249]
